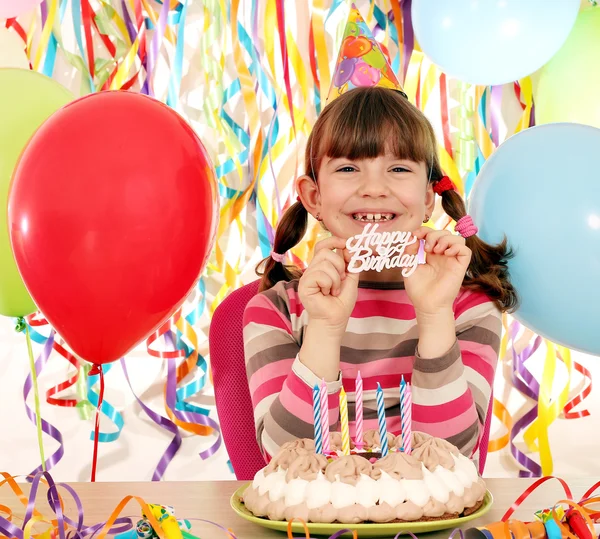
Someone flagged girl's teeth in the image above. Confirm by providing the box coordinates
[352,213,395,221]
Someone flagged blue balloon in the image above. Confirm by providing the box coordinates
[468,124,600,355]
[411,0,579,86]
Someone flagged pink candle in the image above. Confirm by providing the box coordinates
[400,376,412,454]
[320,379,330,453]
[355,371,363,449]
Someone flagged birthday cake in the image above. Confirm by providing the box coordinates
[242,430,487,524]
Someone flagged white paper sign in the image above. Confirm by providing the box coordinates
[345,223,425,277]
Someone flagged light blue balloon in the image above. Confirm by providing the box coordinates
[411,0,579,86]
[468,124,600,356]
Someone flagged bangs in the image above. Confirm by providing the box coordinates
[307,87,438,177]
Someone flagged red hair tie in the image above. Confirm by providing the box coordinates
[433,176,456,195]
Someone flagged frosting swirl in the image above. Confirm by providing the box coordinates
[285,453,329,481]
[371,452,423,480]
[324,455,373,485]
[329,431,355,451]
[266,445,313,474]
[363,428,396,450]
[411,431,432,448]
[412,438,456,471]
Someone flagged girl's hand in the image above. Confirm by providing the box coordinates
[298,236,359,335]
[405,227,471,316]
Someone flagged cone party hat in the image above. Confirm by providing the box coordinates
[326,3,406,105]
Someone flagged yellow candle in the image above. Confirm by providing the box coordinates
[339,387,350,455]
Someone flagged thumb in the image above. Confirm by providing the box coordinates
[338,270,359,302]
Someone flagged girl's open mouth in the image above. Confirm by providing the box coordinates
[351,212,396,222]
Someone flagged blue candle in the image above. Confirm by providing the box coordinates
[313,384,322,454]
[376,383,388,457]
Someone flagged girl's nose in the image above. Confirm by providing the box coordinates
[357,171,389,197]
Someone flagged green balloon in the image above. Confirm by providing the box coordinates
[533,7,600,128]
[0,69,73,317]
[361,47,387,69]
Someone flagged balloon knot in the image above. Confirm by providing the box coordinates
[88,364,102,376]
[14,317,26,333]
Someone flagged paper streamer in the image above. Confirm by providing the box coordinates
[20,328,65,477]
[121,357,182,481]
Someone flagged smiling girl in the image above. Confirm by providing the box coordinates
[243,87,517,466]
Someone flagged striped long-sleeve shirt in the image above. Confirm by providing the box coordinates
[243,279,502,463]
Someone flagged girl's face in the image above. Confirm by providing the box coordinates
[299,151,435,241]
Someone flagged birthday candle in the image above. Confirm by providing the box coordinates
[320,379,331,453]
[400,376,412,454]
[313,384,322,454]
[376,383,388,457]
[339,387,350,455]
[355,371,364,449]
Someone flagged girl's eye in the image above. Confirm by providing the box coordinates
[337,166,357,173]
[391,166,410,173]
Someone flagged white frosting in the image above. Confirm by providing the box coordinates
[284,478,309,506]
[252,468,266,492]
[355,474,380,508]
[377,471,407,506]
[433,465,465,496]
[330,479,358,508]
[305,472,332,509]
[268,469,288,502]
[422,465,451,504]
[249,444,483,516]
[456,454,479,482]
[401,478,431,506]
[452,454,476,487]
[258,468,285,497]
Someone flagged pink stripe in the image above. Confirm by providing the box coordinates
[352,300,416,320]
[413,391,474,423]
[252,375,288,407]
[412,401,478,438]
[285,287,305,317]
[355,289,409,301]
[461,347,496,384]
[341,357,414,389]
[454,290,491,318]
[285,369,317,402]
[244,304,293,333]
[278,377,315,424]
[249,358,295,394]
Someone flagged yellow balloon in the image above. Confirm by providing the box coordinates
[533,7,600,128]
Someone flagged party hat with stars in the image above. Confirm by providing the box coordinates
[326,3,406,105]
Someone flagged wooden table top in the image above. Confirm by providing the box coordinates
[0,478,589,538]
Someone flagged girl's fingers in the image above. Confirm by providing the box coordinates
[307,262,342,295]
[313,248,347,278]
[314,235,348,254]
[309,270,334,296]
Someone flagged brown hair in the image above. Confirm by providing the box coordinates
[257,87,518,312]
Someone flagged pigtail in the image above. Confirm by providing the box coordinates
[440,189,519,313]
[256,201,309,291]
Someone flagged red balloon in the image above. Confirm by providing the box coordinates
[8,91,218,365]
